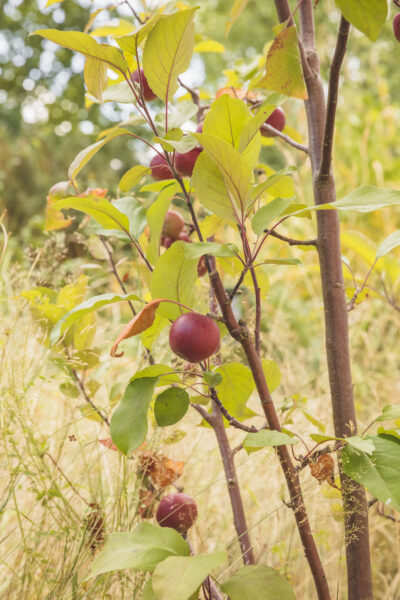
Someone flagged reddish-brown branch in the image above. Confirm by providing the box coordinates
[297,2,373,598]
[209,270,331,600]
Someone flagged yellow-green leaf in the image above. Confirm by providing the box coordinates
[143,8,197,102]
[335,0,388,41]
[150,242,198,320]
[225,0,250,37]
[68,127,132,180]
[194,40,225,53]
[146,183,181,265]
[119,166,150,192]
[84,57,108,101]
[54,197,130,233]
[32,29,127,73]
[257,26,307,100]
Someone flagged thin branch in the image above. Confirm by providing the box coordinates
[99,236,136,315]
[347,259,376,312]
[71,368,110,426]
[210,388,259,434]
[268,230,317,246]
[260,124,309,153]
[317,16,350,181]
[44,453,90,506]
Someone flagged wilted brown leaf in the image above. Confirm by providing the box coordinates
[110,298,165,357]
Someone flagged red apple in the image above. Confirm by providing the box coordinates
[162,210,185,240]
[156,492,198,533]
[394,14,400,42]
[175,147,202,177]
[169,312,220,363]
[131,68,156,102]
[261,107,286,137]
[150,155,174,181]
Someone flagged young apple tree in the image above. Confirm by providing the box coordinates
[28,1,400,598]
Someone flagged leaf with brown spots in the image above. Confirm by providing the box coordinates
[309,453,338,488]
[257,26,307,100]
[110,298,165,357]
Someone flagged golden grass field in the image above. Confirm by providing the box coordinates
[1,224,400,600]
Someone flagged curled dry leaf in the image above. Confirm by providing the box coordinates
[309,453,339,489]
[110,298,165,357]
[137,451,184,489]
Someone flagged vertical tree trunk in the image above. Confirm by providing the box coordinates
[297,3,373,599]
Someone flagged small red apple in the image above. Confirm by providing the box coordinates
[169,312,220,362]
[156,492,198,533]
[261,107,286,137]
[131,68,156,102]
[175,147,202,177]
[162,210,185,240]
[394,14,400,42]
[150,155,174,181]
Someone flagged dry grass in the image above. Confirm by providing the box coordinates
[1,241,400,600]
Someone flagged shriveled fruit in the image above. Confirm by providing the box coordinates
[156,492,198,533]
[169,312,220,363]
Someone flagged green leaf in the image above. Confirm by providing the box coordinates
[225,0,250,37]
[376,231,400,259]
[310,433,342,443]
[102,81,137,103]
[252,198,293,236]
[220,564,296,600]
[54,196,130,234]
[256,26,307,100]
[112,196,147,239]
[183,242,238,260]
[67,127,132,180]
[194,133,253,215]
[146,183,181,265]
[260,258,301,266]
[238,99,283,154]
[332,186,400,213]
[84,57,107,101]
[376,405,400,422]
[203,371,223,387]
[215,363,255,418]
[32,29,127,73]
[203,95,260,167]
[143,9,197,102]
[110,377,159,454]
[194,40,225,53]
[346,436,375,455]
[342,434,400,511]
[153,134,198,154]
[154,103,198,129]
[142,579,158,600]
[150,242,198,320]
[152,552,227,600]
[116,12,163,53]
[335,0,388,41]
[131,364,181,386]
[154,388,190,427]
[120,166,149,190]
[261,359,281,393]
[243,430,297,452]
[87,523,190,578]
[250,168,296,202]
[192,151,237,222]
[50,293,141,346]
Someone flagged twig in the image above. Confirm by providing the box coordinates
[210,388,259,434]
[268,230,317,246]
[260,124,309,154]
[347,259,376,312]
[44,453,90,506]
[99,236,136,315]
[317,16,350,181]
[71,368,110,426]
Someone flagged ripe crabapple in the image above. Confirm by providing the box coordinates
[169,312,220,363]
